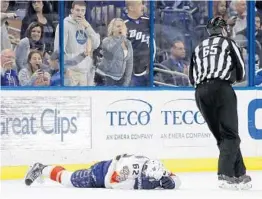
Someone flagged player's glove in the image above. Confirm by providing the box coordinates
[160,176,175,189]
[134,174,161,190]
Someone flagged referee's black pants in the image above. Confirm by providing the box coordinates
[195,79,246,177]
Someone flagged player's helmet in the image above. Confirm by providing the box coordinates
[206,17,228,36]
[142,160,167,180]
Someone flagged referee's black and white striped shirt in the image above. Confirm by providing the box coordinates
[189,36,245,87]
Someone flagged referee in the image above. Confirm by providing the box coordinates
[189,17,251,190]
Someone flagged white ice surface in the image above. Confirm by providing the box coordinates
[1,171,262,199]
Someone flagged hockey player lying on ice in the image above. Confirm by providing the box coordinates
[25,154,181,190]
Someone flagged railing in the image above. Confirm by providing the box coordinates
[153,63,190,87]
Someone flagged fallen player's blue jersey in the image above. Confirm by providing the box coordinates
[70,154,179,190]
[71,154,150,189]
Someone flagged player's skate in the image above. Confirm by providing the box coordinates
[25,163,47,186]
[218,174,238,190]
[237,174,252,190]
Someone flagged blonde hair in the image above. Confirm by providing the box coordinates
[107,18,126,37]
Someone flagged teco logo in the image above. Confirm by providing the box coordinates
[106,99,152,126]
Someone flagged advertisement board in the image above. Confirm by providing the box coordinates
[94,93,213,148]
[91,91,261,160]
[1,90,261,176]
[255,90,262,157]
[1,94,91,151]
[247,91,262,140]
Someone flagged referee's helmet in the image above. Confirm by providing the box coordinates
[206,17,228,36]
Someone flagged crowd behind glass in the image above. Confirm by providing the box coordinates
[1,0,261,87]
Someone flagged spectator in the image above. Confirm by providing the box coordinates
[15,22,45,72]
[213,1,229,19]
[18,50,50,86]
[97,18,133,86]
[255,14,262,45]
[47,51,60,86]
[231,0,247,38]
[255,68,262,86]
[1,49,19,86]
[124,0,151,86]
[0,0,17,51]
[236,14,262,70]
[155,40,189,86]
[48,46,91,86]
[237,14,262,46]
[213,1,236,37]
[54,1,100,86]
[20,0,58,54]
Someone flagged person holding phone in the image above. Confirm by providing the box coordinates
[18,50,50,86]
